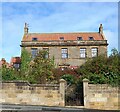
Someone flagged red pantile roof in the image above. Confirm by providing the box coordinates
[10,57,21,64]
[22,32,105,42]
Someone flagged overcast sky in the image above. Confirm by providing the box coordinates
[1,1,118,62]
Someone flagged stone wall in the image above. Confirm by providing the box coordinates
[83,79,119,110]
[0,79,66,106]
[23,44,107,67]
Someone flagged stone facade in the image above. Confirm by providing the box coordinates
[83,79,120,110]
[21,23,108,68]
[1,79,66,106]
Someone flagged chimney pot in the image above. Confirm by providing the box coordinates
[24,23,29,34]
[99,24,103,34]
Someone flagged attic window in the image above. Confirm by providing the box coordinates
[77,37,83,41]
[60,37,64,40]
[89,37,94,40]
[32,37,38,41]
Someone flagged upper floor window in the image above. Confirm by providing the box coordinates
[77,37,83,41]
[91,48,98,57]
[43,48,49,59]
[80,48,86,58]
[32,37,38,41]
[60,37,64,40]
[31,48,38,58]
[89,37,94,40]
[61,48,68,59]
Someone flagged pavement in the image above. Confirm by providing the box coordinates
[1,104,119,112]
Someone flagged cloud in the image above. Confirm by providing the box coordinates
[2,2,118,62]
[32,2,118,38]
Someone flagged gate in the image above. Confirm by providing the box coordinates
[65,84,84,106]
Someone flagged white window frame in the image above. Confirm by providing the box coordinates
[43,48,49,59]
[80,48,86,58]
[77,37,83,41]
[31,48,38,58]
[61,48,68,59]
[91,48,98,57]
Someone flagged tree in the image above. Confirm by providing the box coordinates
[61,74,76,85]
[76,48,120,86]
[28,50,55,84]
[52,67,79,82]
[1,64,20,81]
[108,48,119,74]
[20,48,32,80]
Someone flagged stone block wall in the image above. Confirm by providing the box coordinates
[23,40,107,67]
[47,45,107,67]
[83,79,119,110]
[0,79,66,106]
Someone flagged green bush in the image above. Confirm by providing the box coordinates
[76,48,120,86]
[61,74,76,85]
[1,65,20,81]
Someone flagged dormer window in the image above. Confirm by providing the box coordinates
[89,37,94,40]
[77,37,83,41]
[60,37,64,40]
[32,37,38,41]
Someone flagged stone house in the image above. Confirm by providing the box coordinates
[0,57,21,69]
[10,57,21,69]
[21,23,108,68]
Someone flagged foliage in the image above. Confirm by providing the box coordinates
[61,74,76,85]
[2,48,119,87]
[28,50,55,84]
[1,64,20,81]
[1,49,55,84]
[20,48,32,80]
[52,67,79,84]
[76,48,120,86]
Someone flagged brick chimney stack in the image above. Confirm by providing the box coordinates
[99,24,103,34]
[24,23,29,34]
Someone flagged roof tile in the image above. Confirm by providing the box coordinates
[22,32,105,41]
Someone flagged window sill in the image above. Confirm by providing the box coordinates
[79,57,87,59]
[61,58,69,59]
